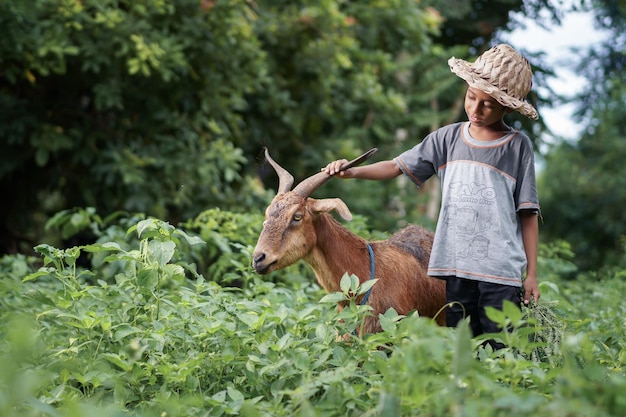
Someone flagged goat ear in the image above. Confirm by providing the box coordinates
[309,198,353,221]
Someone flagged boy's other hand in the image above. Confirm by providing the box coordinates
[523,275,540,305]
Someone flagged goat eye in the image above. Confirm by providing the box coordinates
[293,213,303,222]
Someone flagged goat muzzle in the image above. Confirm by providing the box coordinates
[252,251,275,275]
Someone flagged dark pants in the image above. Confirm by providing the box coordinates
[446,276,521,349]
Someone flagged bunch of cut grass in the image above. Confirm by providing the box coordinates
[522,300,566,364]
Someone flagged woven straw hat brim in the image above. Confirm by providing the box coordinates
[449,57,539,120]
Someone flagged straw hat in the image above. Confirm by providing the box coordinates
[448,44,539,119]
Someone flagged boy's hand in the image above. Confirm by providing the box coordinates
[523,275,540,305]
[322,159,350,177]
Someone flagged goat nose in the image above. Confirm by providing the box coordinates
[253,253,266,269]
[252,252,273,274]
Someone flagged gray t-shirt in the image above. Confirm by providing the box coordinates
[394,122,539,287]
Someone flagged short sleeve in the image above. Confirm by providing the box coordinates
[393,131,445,187]
[515,135,539,212]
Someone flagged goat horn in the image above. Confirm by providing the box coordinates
[292,148,378,198]
[264,147,294,194]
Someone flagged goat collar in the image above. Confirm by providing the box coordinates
[360,244,375,306]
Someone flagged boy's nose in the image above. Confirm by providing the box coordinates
[468,102,481,116]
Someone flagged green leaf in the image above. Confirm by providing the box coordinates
[485,306,506,326]
[340,273,352,293]
[227,386,244,402]
[240,401,263,417]
[148,240,176,265]
[539,280,561,295]
[174,229,205,246]
[23,269,52,282]
[137,266,159,289]
[113,325,142,341]
[239,312,260,328]
[502,300,522,325]
[378,308,401,336]
[163,264,185,280]
[357,278,378,296]
[315,324,330,341]
[377,390,401,417]
[136,219,156,238]
[33,244,58,260]
[102,353,132,372]
[319,292,348,303]
[23,290,55,306]
[211,390,226,404]
[451,319,473,378]
[378,313,397,335]
[82,242,123,253]
[339,273,360,294]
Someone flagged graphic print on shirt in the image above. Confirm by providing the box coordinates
[444,181,497,261]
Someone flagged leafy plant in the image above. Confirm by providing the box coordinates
[1,211,625,417]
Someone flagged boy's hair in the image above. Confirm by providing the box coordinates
[448,44,539,120]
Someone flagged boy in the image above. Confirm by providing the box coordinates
[323,44,540,344]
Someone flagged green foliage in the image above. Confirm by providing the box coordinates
[538,130,626,271]
[0,0,270,252]
[537,239,578,280]
[0,0,559,253]
[182,208,264,285]
[1,211,625,416]
[537,0,626,272]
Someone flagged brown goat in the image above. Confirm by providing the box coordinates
[252,148,446,334]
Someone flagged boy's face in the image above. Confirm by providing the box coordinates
[463,87,511,128]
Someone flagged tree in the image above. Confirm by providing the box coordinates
[0,0,272,252]
[0,0,561,253]
[0,0,450,252]
[538,0,626,271]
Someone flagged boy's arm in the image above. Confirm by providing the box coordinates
[520,210,540,305]
[322,160,402,180]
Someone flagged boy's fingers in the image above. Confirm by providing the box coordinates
[523,287,540,305]
[322,160,348,176]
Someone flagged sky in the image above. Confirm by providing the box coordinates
[503,8,606,141]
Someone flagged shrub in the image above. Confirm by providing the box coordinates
[0,213,625,417]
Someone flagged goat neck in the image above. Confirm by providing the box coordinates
[304,212,370,294]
